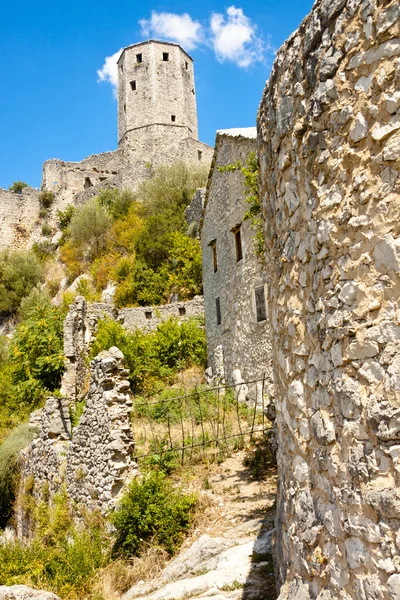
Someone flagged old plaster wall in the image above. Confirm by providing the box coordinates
[201,129,274,399]
[257,0,400,598]
[16,348,136,538]
[0,188,41,249]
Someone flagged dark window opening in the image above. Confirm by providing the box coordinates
[255,286,267,322]
[171,115,176,122]
[99,176,107,181]
[123,103,126,114]
[192,88,195,95]
[216,297,221,326]
[84,177,92,189]
[145,311,152,320]
[185,61,189,69]
[198,150,202,160]
[120,63,123,72]
[136,53,143,63]
[130,80,136,90]
[233,226,243,262]
[163,52,169,61]
[179,306,186,316]
[211,242,217,273]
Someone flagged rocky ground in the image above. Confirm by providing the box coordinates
[122,451,277,600]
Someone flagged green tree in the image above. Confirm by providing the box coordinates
[97,188,134,220]
[0,250,43,315]
[69,198,112,259]
[9,181,28,194]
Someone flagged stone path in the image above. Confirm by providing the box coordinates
[122,451,277,600]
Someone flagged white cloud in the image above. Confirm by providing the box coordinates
[139,12,203,51]
[97,48,123,95]
[210,6,265,67]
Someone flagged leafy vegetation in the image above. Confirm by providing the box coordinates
[59,163,207,305]
[38,190,55,208]
[90,316,206,394]
[112,471,197,557]
[0,249,43,315]
[0,424,35,527]
[218,152,265,260]
[9,181,28,194]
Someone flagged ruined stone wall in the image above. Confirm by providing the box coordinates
[0,188,41,248]
[257,0,400,598]
[16,348,136,538]
[185,187,206,237]
[202,130,274,399]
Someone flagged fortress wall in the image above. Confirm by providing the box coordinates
[257,0,400,598]
[0,188,41,249]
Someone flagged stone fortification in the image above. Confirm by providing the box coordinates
[0,188,41,249]
[201,129,274,401]
[257,0,400,598]
[185,187,206,237]
[16,347,136,538]
[61,295,204,402]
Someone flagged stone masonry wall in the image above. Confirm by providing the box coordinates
[0,188,41,249]
[16,348,136,538]
[202,130,274,401]
[257,1,400,598]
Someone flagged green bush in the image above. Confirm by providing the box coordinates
[0,424,35,527]
[9,181,28,194]
[17,287,51,321]
[41,223,52,237]
[90,316,206,394]
[69,198,112,259]
[39,190,55,208]
[10,302,65,407]
[0,250,43,315]
[112,471,197,557]
[57,205,75,231]
[97,188,134,220]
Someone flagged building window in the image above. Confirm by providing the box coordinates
[255,286,267,322]
[130,80,136,91]
[123,103,126,114]
[136,53,143,63]
[198,150,202,160]
[120,63,123,72]
[185,61,189,69]
[163,52,169,61]
[179,306,186,316]
[233,225,243,262]
[171,115,176,122]
[145,311,152,320]
[216,297,221,325]
[84,177,92,189]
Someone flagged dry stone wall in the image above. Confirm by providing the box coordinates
[16,347,136,538]
[257,0,400,598]
[0,188,41,249]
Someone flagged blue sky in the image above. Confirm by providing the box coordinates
[0,0,314,189]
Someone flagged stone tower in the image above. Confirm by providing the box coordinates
[117,40,199,147]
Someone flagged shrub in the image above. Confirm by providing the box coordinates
[112,471,197,557]
[90,316,206,394]
[0,424,35,527]
[97,188,134,220]
[57,205,75,231]
[41,223,52,237]
[38,207,48,220]
[69,198,112,259]
[0,250,43,315]
[39,190,55,208]
[9,181,28,194]
[31,241,53,262]
[17,287,51,321]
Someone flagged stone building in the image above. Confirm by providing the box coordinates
[0,40,213,249]
[257,0,400,598]
[201,128,274,401]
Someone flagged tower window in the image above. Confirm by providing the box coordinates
[209,240,217,273]
[136,53,143,63]
[216,297,221,325]
[185,61,189,69]
[198,150,202,160]
[123,103,126,114]
[163,52,169,61]
[130,80,136,91]
[255,286,267,322]
[120,63,123,72]
[145,311,152,320]
[171,115,176,122]
[233,225,243,262]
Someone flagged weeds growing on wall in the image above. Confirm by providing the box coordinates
[218,152,265,261]
[90,316,206,394]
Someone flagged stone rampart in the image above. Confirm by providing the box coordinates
[0,188,41,249]
[257,0,400,598]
